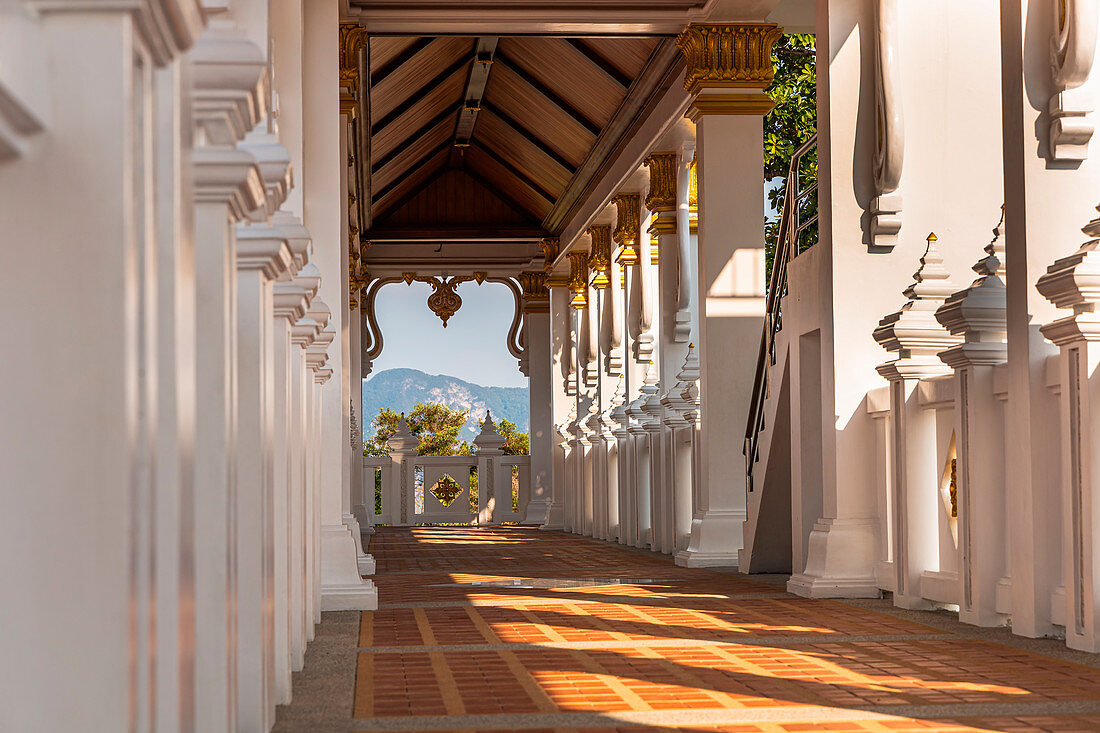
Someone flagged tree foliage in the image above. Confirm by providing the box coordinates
[763,34,818,274]
[363,402,530,457]
[363,402,472,457]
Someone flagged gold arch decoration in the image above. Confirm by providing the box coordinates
[402,272,487,327]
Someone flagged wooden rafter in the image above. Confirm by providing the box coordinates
[370,51,470,136]
[493,51,601,135]
[478,101,576,174]
[470,138,556,204]
[566,38,631,88]
[372,101,462,173]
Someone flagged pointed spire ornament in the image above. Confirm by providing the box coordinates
[473,410,506,453]
[936,212,1009,367]
[875,232,962,380]
[386,412,418,453]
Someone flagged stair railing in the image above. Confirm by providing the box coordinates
[743,134,818,492]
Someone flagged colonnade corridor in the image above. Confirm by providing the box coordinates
[275,528,1100,733]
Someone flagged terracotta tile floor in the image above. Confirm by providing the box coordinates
[335,527,1100,732]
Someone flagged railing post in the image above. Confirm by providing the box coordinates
[386,413,418,526]
[473,411,506,525]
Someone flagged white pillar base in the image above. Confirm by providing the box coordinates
[343,512,376,575]
[524,499,552,526]
[540,502,565,530]
[786,518,881,599]
[320,524,378,610]
[674,510,745,568]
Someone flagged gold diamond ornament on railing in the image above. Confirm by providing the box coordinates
[429,473,464,507]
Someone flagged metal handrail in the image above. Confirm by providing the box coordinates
[743,134,818,492]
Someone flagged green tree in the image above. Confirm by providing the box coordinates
[363,402,472,457]
[764,34,818,274]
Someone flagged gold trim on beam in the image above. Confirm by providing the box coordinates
[686,93,776,120]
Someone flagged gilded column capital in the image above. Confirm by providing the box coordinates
[677,23,784,92]
[339,23,368,89]
[519,271,550,312]
[340,23,367,117]
[539,237,560,273]
[644,152,678,235]
[677,23,782,118]
[587,225,613,289]
[612,194,641,265]
[567,251,590,309]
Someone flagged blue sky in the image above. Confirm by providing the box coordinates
[367,280,530,388]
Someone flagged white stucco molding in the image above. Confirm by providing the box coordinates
[869,0,903,249]
[27,0,204,66]
[193,145,265,222]
[240,127,293,220]
[236,224,293,282]
[271,210,312,274]
[1049,0,1099,161]
[191,24,267,146]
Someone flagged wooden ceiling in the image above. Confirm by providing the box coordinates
[363,33,678,242]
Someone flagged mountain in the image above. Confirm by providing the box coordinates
[361,368,529,440]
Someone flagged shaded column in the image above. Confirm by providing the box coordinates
[678,23,781,567]
[520,271,554,525]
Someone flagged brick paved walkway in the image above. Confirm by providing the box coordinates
[277,527,1100,732]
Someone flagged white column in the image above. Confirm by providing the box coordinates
[153,51,197,733]
[522,273,554,525]
[272,270,312,703]
[234,226,291,731]
[348,300,376,574]
[678,23,778,567]
[1038,230,1100,652]
[999,0,1100,638]
[544,279,571,529]
[288,269,320,668]
[302,0,377,611]
[190,21,267,731]
[0,3,201,728]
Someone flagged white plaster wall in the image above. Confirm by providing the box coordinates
[797,0,1004,570]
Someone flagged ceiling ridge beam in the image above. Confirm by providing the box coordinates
[565,38,631,89]
[478,101,577,175]
[493,51,602,136]
[372,101,462,173]
[453,37,499,148]
[371,36,433,86]
[370,52,471,137]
